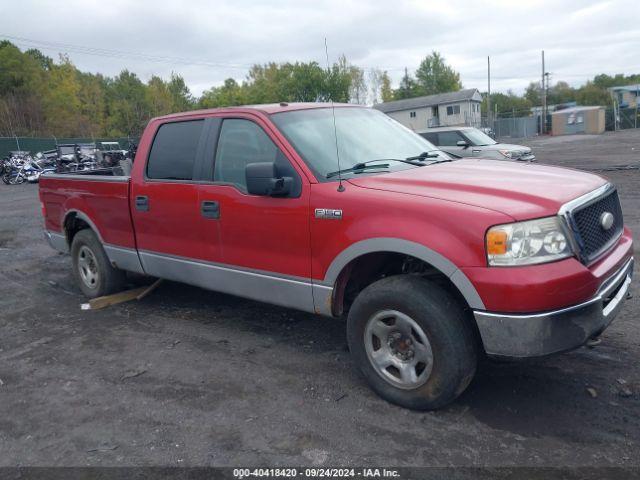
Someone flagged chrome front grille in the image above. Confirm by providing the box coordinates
[562,184,624,264]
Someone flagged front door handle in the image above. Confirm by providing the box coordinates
[135,195,149,211]
[201,200,220,219]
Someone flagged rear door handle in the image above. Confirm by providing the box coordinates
[135,195,149,211]
[201,200,220,219]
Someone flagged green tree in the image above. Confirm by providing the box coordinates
[199,78,247,108]
[77,72,107,137]
[394,68,418,99]
[380,71,393,103]
[105,70,150,136]
[593,73,640,90]
[42,56,84,136]
[289,62,330,102]
[547,81,575,105]
[324,55,351,103]
[348,65,367,104]
[414,51,462,96]
[167,73,194,111]
[524,82,541,106]
[25,48,53,70]
[575,81,612,106]
[146,76,173,116]
[481,91,532,116]
[0,41,46,135]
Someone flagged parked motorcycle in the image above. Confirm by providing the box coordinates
[2,152,29,185]
[25,153,56,182]
[1,152,56,184]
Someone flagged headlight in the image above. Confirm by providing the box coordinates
[486,216,573,266]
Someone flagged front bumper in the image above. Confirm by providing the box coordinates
[474,257,634,358]
[517,153,536,162]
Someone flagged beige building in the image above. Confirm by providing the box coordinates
[551,106,605,136]
[373,89,482,130]
[609,84,640,109]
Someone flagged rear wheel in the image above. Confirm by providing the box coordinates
[347,275,477,410]
[71,229,126,298]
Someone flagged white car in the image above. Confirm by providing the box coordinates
[418,126,535,162]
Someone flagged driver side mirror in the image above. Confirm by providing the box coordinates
[246,162,292,197]
[456,140,469,148]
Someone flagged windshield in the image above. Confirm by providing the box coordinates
[271,107,450,180]
[462,128,497,146]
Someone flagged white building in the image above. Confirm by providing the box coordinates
[373,89,483,130]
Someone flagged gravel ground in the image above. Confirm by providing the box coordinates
[0,130,638,468]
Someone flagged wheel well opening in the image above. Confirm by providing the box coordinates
[64,213,91,245]
[332,252,481,348]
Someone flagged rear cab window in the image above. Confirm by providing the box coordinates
[147,120,204,180]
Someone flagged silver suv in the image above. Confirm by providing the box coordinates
[418,126,535,162]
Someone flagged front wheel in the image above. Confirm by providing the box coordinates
[9,172,25,185]
[71,229,126,298]
[347,275,477,410]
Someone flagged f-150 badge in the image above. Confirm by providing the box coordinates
[315,208,342,220]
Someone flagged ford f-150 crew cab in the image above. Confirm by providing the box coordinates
[39,103,634,410]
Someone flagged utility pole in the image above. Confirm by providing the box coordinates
[541,50,546,134]
[487,56,492,131]
[633,84,640,128]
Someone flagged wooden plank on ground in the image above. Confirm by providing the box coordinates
[86,286,150,310]
[136,278,163,301]
[81,279,164,311]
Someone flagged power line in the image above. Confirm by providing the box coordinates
[1,33,621,84]
[1,34,253,69]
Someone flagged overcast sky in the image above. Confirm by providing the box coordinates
[1,0,637,98]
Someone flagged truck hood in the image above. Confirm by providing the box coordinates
[347,159,607,220]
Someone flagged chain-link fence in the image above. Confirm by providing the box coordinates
[481,109,543,140]
[0,137,136,158]
[481,106,639,140]
[615,107,640,130]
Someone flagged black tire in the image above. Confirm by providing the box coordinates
[347,275,477,410]
[9,173,25,185]
[71,229,126,298]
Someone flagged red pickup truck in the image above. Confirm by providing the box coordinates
[39,103,634,410]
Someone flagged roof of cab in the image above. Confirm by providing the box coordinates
[152,102,359,122]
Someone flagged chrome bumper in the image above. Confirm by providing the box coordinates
[474,257,634,358]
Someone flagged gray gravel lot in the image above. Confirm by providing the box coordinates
[0,130,639,467]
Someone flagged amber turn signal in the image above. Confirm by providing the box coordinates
[486,229,508,255]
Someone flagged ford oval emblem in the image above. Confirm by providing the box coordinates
[600,212,614,231]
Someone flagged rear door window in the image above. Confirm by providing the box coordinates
[436,131,465,146]
[147,120,204,180]
[420,132,438,144]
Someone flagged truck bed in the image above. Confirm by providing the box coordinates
[39,170,137,249]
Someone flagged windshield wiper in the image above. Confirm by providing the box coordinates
[405,150,443,161]
[326,161,391,179]
[326,157,433,179]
